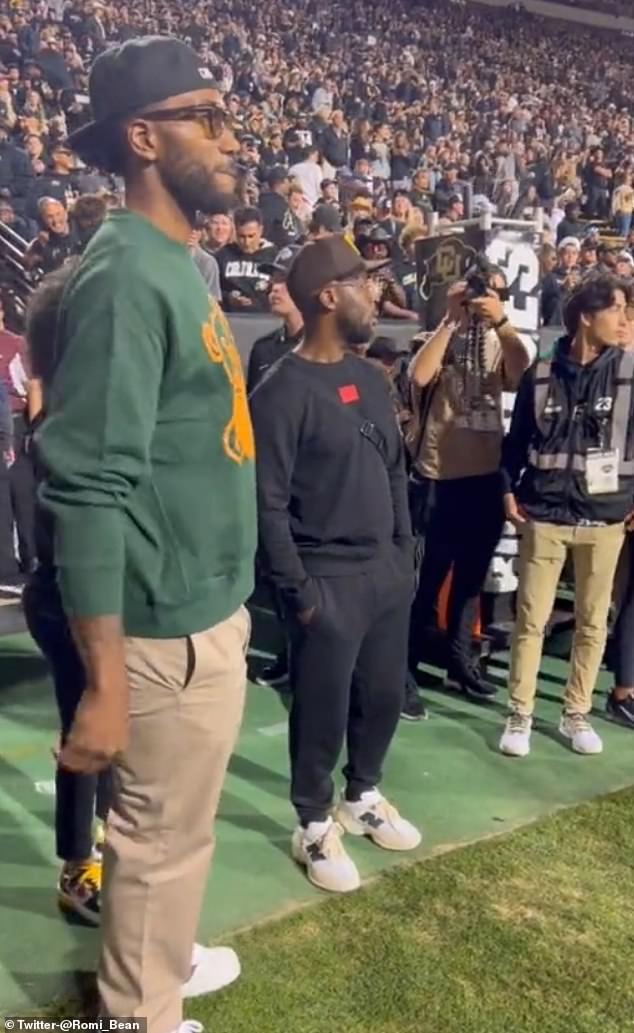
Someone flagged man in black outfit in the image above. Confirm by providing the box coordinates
[247,246,303,393]
[259,166,303,250]
[250,236,421,895]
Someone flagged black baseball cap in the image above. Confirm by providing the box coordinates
[309,204,342,233]
[259,244,301,279]
[68,36,220,156]
[286,235,388,310]
[267,164,289,188]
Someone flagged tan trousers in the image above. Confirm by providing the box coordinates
[99,606,250,1033]
[509,522,624,716]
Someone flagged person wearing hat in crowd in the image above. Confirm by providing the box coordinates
[250,235,421,895]
[320,177,339,206]
[579,240,598,273]
[542,237,581,326]
[259,165,303,250]
[359,225,418,321]
[307,202,343,239]
[35,36,257,1032]
[555,201,585,245]
[247,244,303,395]
[596,242,619,275]
[26,139,76,220]
[616,251,634,279]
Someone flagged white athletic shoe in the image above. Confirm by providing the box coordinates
[291,817,361,893]
[336,789,422,851]
[499,711,533,757]
[172,1022,204,1033]
[181,943,240,998]
[559,712,603,755]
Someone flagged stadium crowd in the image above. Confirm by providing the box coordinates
[1,3,634,1031]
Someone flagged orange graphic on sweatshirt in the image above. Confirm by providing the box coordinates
[202,301,255,464]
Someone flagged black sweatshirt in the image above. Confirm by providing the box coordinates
[250,351,414,614]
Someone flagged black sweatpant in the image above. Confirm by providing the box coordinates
[408,473,504,673]
[288,550,413,826]
[613,535,634,689]
[23,577,113,862]
[0,414,36,577]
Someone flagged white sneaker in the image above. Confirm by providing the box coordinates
[335,789,422,851]
[499,711,533,757]
[559,712,603,755]
[173,1022,204,1033]
[291,817,361,893]
[182,943,240,998]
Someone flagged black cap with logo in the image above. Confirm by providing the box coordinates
[286,235,389,311]
[69,36,220,157]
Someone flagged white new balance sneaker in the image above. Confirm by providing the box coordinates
[182,943,241,998]
[291,817,361,893]
[499,711,533,757]
[559,712,603,755]
[336,789,422,851]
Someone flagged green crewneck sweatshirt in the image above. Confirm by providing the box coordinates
[37,209,257,638]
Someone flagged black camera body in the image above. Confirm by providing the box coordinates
[463,253,510,302]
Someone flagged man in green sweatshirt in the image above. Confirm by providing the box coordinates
[35,37,257,1033]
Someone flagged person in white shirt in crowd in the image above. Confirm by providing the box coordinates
[289,145,324,210]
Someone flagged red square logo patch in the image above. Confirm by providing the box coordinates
[338,384,359,404]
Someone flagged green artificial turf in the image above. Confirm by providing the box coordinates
[187,789,634,1033]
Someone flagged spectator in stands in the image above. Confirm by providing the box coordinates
[71,192,107,252]
[26,139,76,220]
[0,118,33,206]
[501,275,633,758]
[205,211,234,253]
[217,206,277,312]
[288,145,323,210]
[24,196,75,273]
[584,147,612,220]
[189,226,221,300]
[555,202,584,245]
[612,172,634,238]
[259,166,302,250]
[247,245,303,395]
[307,203,342,240]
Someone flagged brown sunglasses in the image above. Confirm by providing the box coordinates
[140,103,229,140]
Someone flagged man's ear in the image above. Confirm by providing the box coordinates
[126,118,159,164]
[317,284,337,312]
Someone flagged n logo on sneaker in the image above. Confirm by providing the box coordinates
[306,842,326,862]
[359,810,384,829]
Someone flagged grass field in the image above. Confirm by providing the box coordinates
[185,789,634,1033]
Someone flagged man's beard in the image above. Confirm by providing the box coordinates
[336,308,374,347]
[158,142,236,219]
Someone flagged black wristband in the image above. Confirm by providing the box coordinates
[492,315,509,330]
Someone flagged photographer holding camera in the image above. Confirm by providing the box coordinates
[403,258,530,717]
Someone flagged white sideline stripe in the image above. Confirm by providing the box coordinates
[257,722,288,737]
[34,780,56,796]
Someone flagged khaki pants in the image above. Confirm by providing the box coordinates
[99,606,250,1033]
[509,522,624,716]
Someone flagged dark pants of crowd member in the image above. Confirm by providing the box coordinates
[408,473,505,674]
[587,186,610,221]
[288,551,412,826]
[23,576,113,861]
[612,535,634,689]
[0,413,36,578]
